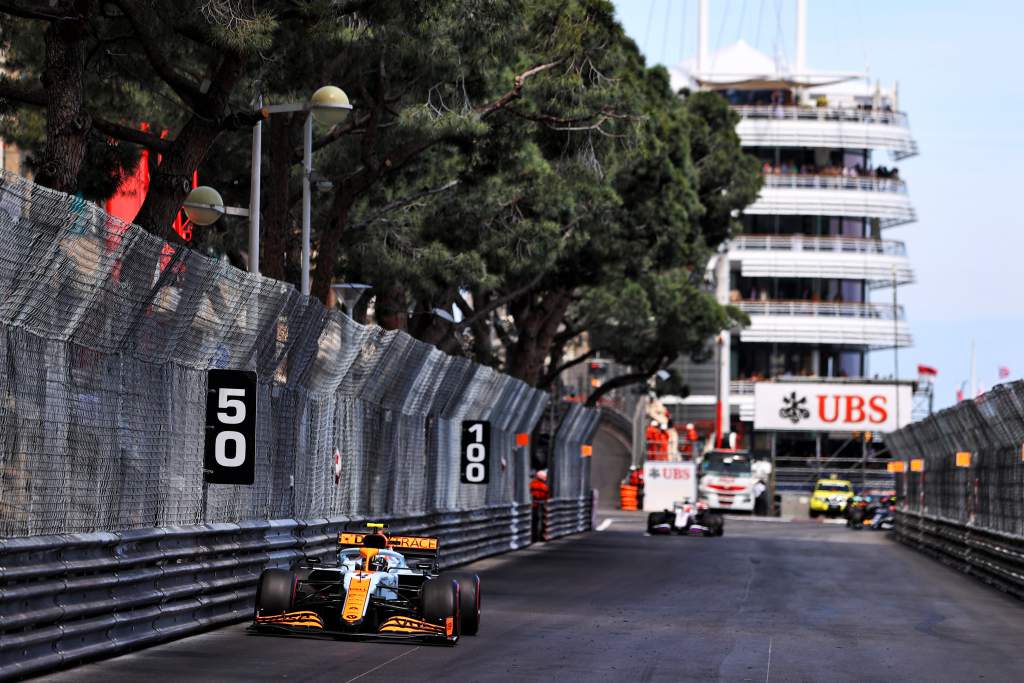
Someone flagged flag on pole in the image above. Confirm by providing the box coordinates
[998,366,1010,380]
[956,381,966,402]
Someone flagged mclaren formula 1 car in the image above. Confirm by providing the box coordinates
[250,523,480,645]
[647,500,724,537]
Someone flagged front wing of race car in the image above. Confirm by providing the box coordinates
[252,610,456,643]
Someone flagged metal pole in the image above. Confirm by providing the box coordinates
[715,250,731,444]
[795,0,807,75]
[301,111,313,296]
[248,96,262,274]
[862,434,867,486]
[893,266,900,422]
[815,433,822,477]
[697,0,709,74]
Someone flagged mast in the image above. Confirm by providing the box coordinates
[969,339,977,398]
[697,0,709,75]
[795,0,807,75]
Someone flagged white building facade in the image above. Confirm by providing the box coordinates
[665,3,918,485]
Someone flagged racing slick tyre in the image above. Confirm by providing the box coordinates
[647,511,673,534]
[441,571,481,636]
[421,577,461,645]
[255,569,295,617]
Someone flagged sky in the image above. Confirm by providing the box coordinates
[611,0,1024,410]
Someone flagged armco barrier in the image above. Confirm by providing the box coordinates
[0,503,536,680]
[543,495,594,541]
[895,510,1024,600]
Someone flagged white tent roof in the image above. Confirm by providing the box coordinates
[669,40,861,92]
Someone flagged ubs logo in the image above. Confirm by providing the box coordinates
[779,391,810,424]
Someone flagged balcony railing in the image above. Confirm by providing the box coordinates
[737,300,905,320]
[730,380,755,395]
[761,173,907,194]
[730,234,907,256]
[733,105,909,127]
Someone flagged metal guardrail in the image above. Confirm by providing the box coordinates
[733,105,909,127]
[543,495,594,541]
[730,234,907,256]
[761,174,907,194]
[0,501,580,680]
[895,510,1024,600]
[736,300,905,320]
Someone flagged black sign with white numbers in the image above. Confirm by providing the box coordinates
[204,369,257,485]
[460,420,490,485]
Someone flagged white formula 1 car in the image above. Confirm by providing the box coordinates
[647,500,725,537]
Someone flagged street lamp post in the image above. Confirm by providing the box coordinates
[265,86,351,296]
[331,282,372,317]
[183,86,351,296]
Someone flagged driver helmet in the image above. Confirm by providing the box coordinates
[369,554,391,572]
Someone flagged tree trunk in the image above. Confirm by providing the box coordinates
[469,289,495,366]
[133,52,246,242]
[309,186,353,303]
[506,290,572,386]
[133,118,223,241]
[261,112,296,283]
[375,285,409,331]
[34,5,92,192]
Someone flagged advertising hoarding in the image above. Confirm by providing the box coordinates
[754,382,912,433]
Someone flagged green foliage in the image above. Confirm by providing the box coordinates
[0,0,761,391]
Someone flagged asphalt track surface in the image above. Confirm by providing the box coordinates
[43,513,1024,682]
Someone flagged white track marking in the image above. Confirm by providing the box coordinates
[343,646,420,683]
[596,518,614,531]
[765,638,773,682]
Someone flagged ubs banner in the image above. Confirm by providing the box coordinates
[753,382,912,433]
[642,462,697,512]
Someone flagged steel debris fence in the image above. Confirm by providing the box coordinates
[0,172,593,538]
[887,380,1024,537]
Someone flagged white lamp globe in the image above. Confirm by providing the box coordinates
[182,186,225,226]
[309,85,351,127]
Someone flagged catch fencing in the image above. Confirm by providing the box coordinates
[0,171,601,679]
[0,171,598,536]
[887,380,1024,595]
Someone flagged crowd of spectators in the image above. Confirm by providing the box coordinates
[760,162,900,179]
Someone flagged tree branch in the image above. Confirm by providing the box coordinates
[455,271,546,332]
[475,59,565,118]
[541,348,598,388]
[0,0,71,21]
[584,370,652,407]
[348,180,460,232]
[92,118,173,152]
[110,0,205,110]
[0,77,46,106]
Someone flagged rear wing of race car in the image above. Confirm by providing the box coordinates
[337,532,441,564]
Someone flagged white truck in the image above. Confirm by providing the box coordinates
[698,450,771,513]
